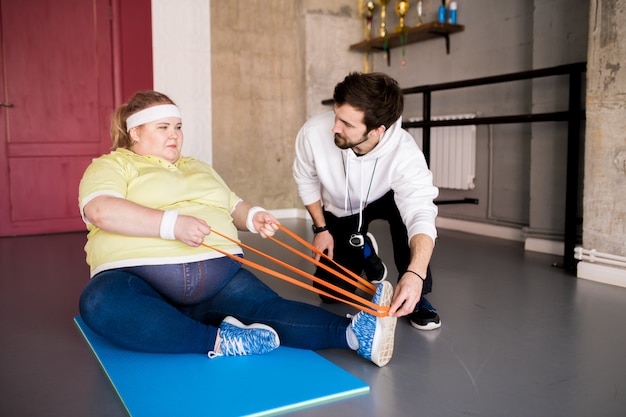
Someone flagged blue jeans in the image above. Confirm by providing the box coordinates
[79,256,351,353]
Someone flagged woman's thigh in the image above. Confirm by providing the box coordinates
[79,269,216,353]
[126,256,242,305]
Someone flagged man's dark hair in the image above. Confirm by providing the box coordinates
[332,72,404,132]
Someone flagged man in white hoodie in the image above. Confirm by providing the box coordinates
[293,72,441,330]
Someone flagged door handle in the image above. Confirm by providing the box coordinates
[0,102,13,107]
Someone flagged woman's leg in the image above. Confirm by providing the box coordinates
[185,266,352,351]
[79,269,217,353]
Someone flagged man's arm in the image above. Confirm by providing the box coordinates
[305,201,334,260]
[388,233,435,317]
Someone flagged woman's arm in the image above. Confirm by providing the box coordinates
[83,195,162,236]
[83,195,210,246]
[231,201,279,238]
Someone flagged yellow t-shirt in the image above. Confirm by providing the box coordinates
[79,148,243,276]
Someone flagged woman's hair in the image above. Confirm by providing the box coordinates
[110,91,176,149]
[332,72,404,133]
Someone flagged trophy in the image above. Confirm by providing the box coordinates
[395,0,410,32]
[362,1,376,40]
[416,0,423,26]
[378,0,390,37]
[359,0,376,72]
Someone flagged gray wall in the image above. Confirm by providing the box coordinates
[368,0,588,241]
[210,0,624,264]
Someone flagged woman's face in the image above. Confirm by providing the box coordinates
[130,117,183,163]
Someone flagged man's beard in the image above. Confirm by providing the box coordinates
[334,133,368,150]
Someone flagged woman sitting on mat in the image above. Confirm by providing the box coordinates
[78,90,397,367]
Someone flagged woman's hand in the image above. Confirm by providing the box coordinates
[251,210,280,238]
[174,215,211,247]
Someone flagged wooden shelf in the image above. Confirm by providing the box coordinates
[349,21,464,54]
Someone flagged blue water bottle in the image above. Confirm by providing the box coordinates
[438,5,446,23]
[449,1,457,24]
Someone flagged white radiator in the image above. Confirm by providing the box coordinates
[408,114,476,190]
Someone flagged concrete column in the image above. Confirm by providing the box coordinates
[578,0,626,286]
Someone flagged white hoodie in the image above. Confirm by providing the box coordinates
[293,111,439,244]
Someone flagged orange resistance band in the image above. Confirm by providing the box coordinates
[272,225,376,295]
[201,226,390,317]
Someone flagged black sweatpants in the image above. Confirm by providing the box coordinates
[314,190,433,302]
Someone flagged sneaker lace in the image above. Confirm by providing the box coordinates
[207,327,249,358]
[220,336,248,356]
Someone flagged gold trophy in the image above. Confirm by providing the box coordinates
[395,0,410,32]
[359,1,377,72]
[378,0,390,37]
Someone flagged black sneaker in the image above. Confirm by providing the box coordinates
[408,297,441,330]
[363,233,388,284]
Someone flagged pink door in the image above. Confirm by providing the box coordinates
[0,0,114,236]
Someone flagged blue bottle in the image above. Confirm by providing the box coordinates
[438,5,446,23]
[449,1,457,24]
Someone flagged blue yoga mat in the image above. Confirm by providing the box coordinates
[74,317,369,417]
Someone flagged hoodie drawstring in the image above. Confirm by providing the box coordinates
[342,154,379,233]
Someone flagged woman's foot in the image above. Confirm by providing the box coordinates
[208,316,280,358]
[350,281,397,367]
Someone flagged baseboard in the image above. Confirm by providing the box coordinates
[435,217,524,242]
[577,261,626,289]
[270,212,570,256]
[272,212,525,242]
[524,237,564,256]
[268,208,309,220]
[271,210,626,289]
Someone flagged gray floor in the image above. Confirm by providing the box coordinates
[1,218,625,417]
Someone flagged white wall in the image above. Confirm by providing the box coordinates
[151,0,213,164]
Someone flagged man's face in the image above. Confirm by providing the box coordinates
[332,104,369,150]
[332,104,383,155]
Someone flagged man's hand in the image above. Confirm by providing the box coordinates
[388,271,424,317]
[312,230,334,261]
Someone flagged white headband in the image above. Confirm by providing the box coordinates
[126,104,182,131]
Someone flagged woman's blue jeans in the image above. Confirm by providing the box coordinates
[79,256,351,353]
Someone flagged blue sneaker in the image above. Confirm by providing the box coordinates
[208,316,280,358]
[350,281,397,367]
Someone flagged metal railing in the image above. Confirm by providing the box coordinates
[405,62,586,273]
[323,62,586,272]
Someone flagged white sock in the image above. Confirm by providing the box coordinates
[346,325,359,350]
[213,329,223,353]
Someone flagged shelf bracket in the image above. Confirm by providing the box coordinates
[430,32,451,54]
